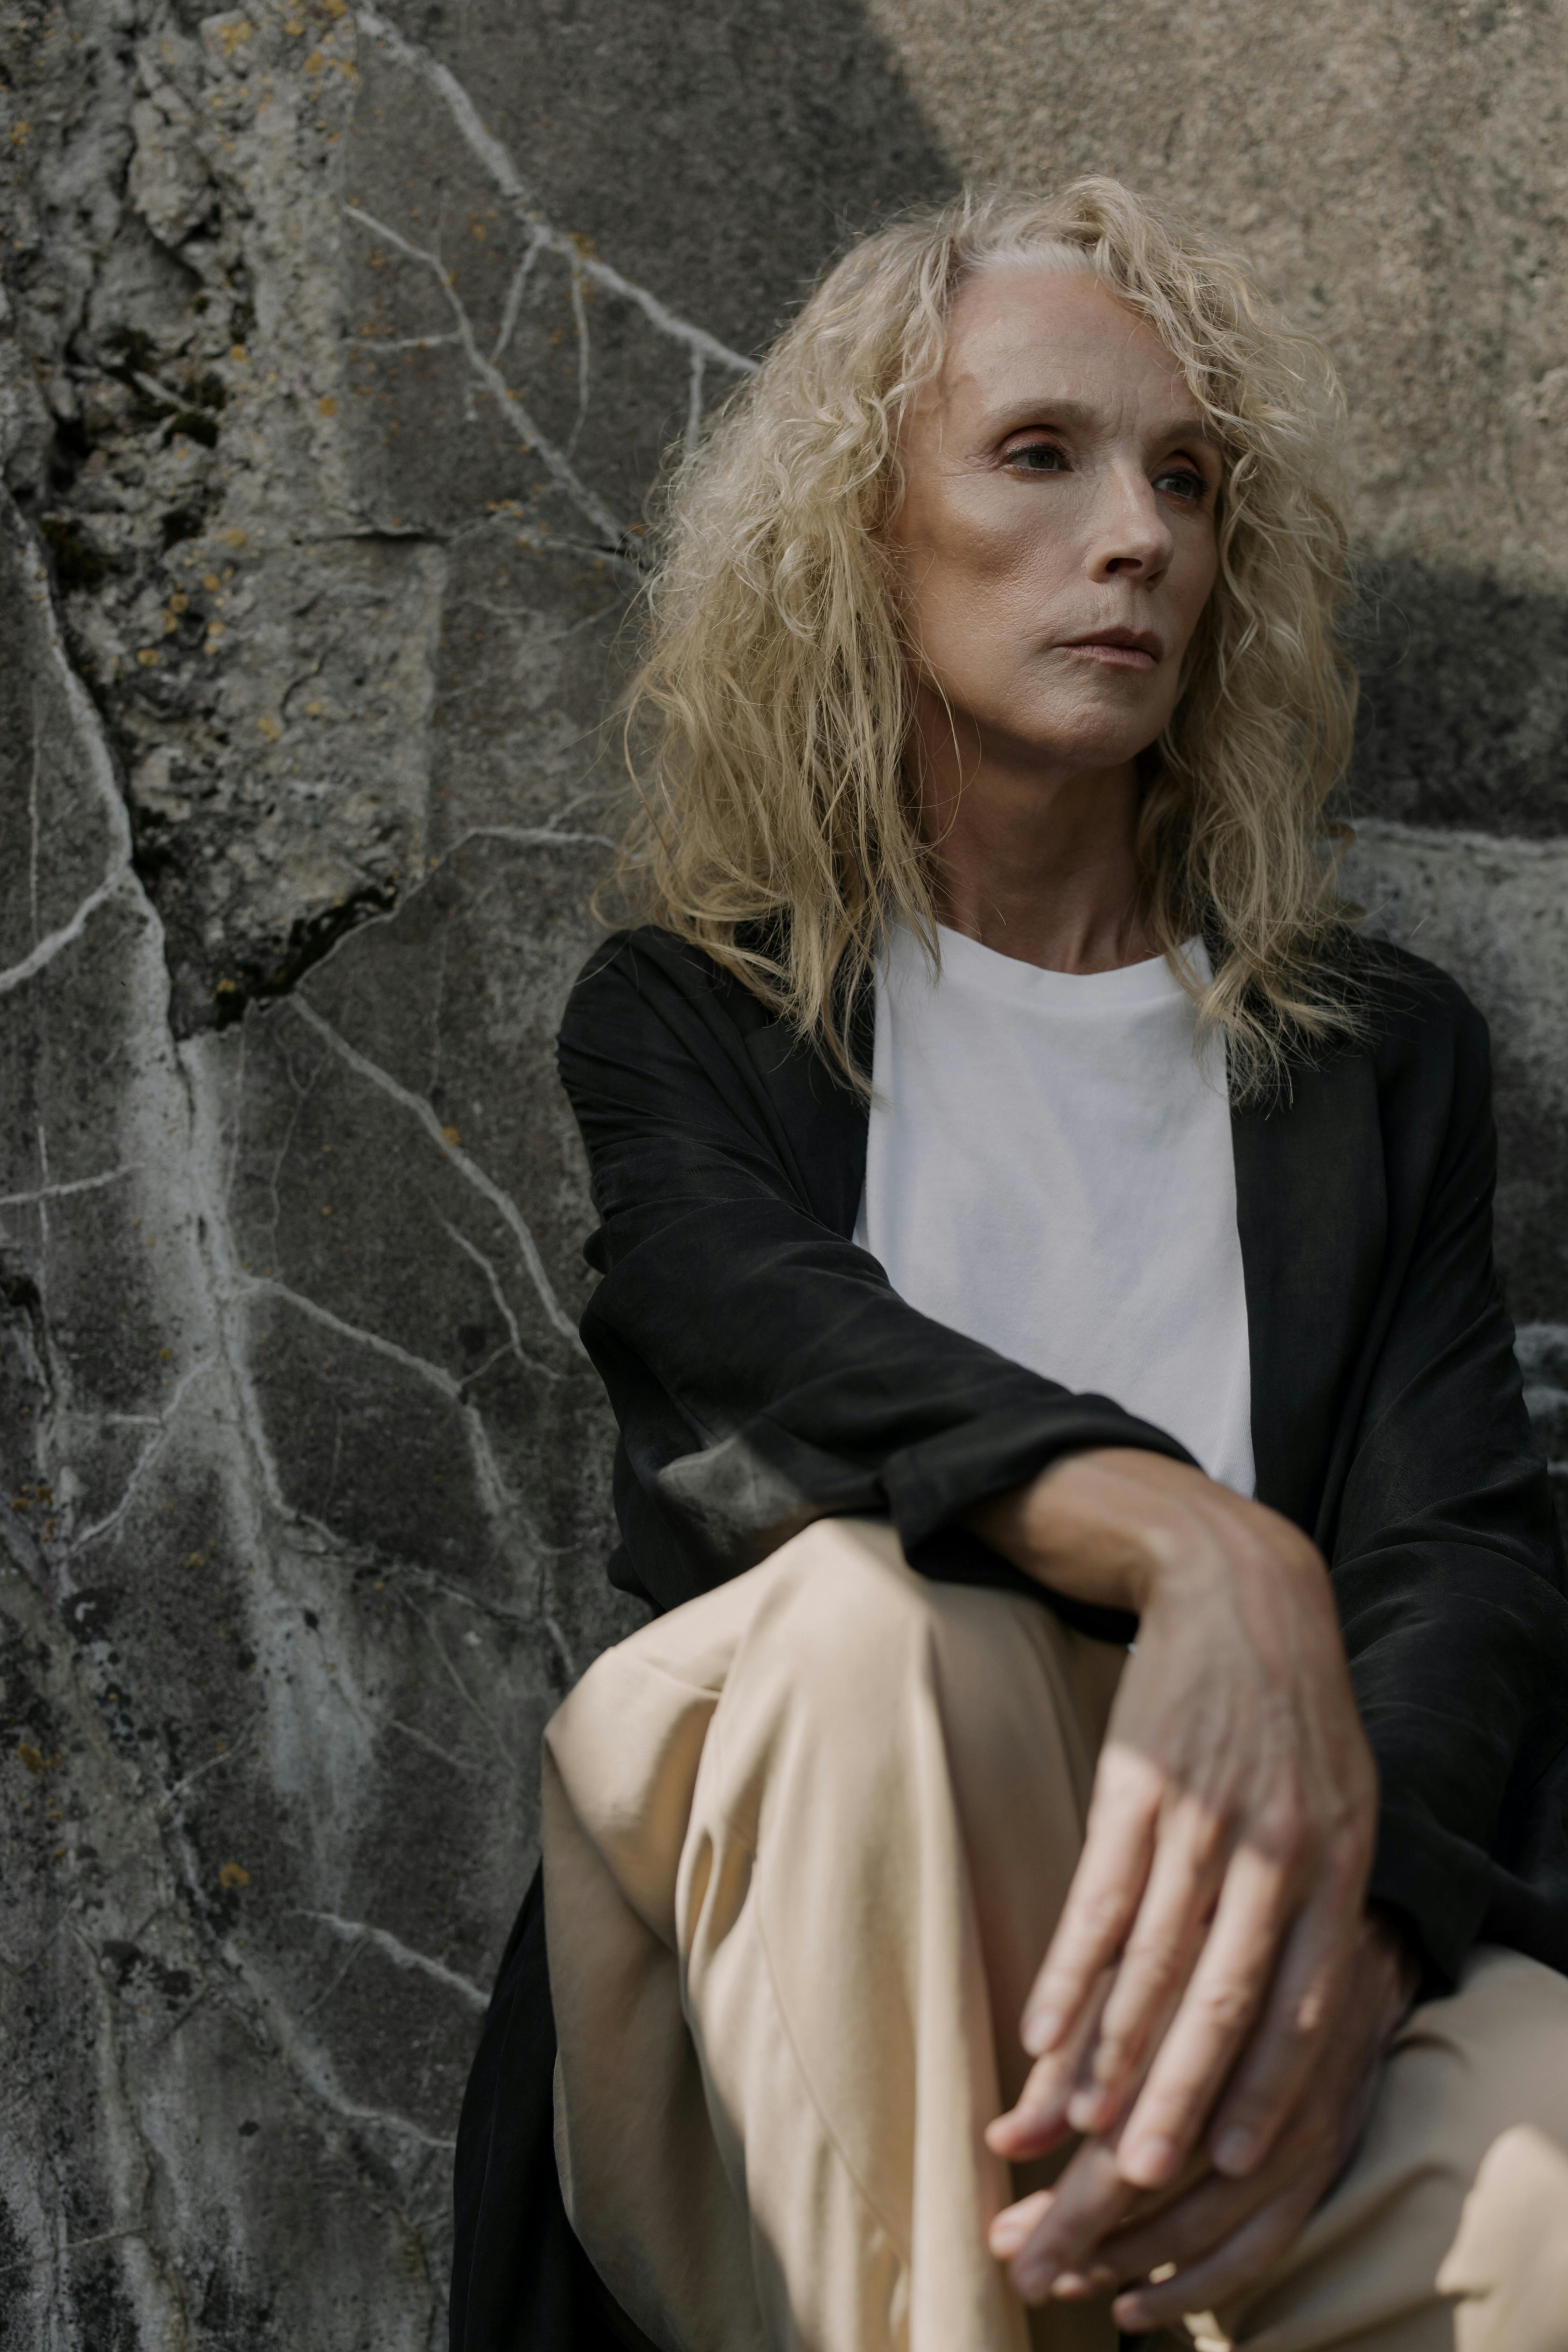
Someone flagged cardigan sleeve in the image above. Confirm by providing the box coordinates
[1331,980,1568,1984]
[556,931,1193,1624]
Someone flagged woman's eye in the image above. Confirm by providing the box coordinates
[1006,441,1069,473]
[1154,466,1206,503]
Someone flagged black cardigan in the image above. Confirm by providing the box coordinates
[450,923,1568,2352]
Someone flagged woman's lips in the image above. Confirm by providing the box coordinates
[1060,636,1160,671]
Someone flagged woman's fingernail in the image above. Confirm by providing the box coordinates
[1120,2132,1175,2186]
[1215,2126,1255,2174]
[1022,2009,1059,2055]
[1050,2271,1090,2298]
[1114,2297,1149,2330]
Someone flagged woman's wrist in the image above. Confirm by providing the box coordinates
[963,1447,1233,1615]
[965,1445,1335,1633]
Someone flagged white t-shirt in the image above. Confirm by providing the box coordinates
[853,923,1255,1496]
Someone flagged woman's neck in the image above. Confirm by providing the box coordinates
[916,706,1155,976]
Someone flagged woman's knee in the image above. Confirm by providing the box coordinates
[745,1514,1067,1757]
[753,1516,947,1702]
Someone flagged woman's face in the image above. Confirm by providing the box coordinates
[890,262,1221,782]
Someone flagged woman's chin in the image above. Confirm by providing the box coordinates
[1000,714,1169,777]
[997,678,1176,772]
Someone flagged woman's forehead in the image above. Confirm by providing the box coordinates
[946,264,1183,386]
[916,264,1199,434]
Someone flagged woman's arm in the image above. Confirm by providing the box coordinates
[971,1448,1381,2196]
[969,974,1568,2321]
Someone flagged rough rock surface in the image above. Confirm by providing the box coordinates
[0,0,1564,2341]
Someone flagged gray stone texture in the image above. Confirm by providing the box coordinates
[0,0,1563,2340]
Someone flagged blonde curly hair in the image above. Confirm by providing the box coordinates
[613,178,1361,1095]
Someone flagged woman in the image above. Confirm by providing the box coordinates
[451,183,1568,2351]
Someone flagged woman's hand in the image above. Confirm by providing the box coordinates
[986,1909,1418,2323]
[967,1448,1379,2200]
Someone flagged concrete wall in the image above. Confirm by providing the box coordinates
[0,2,1562,2340]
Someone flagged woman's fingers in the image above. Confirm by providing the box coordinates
[1021,1743,1163,2057]
[988,2133,1143,2301]
[1113,1839,1291,2188]
[1203,1862,1363,2176]
[1101,1910,1406,2328]
[1088,2157,1281,2290]
[987,2188,1054,2264]
[987,1971,1111,2161]
[1110,2168,1325,2332]
[1067,1791,1221,2133]
[990,2123,1213,2303]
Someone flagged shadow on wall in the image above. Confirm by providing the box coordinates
[385,0,956,352]
[340,0,955,548]
[1349,564,1568,837]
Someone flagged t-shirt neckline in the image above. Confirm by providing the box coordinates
[921,922,1208,1008]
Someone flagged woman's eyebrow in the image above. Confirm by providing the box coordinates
[1154,413,1220,452]
[976,393,1101,433]
[979,393,1217,448]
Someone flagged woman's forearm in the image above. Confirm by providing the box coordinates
[962,1444,1324,1617]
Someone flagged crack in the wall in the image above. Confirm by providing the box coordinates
[248,1275,469,1404]
[157,1715,262,1821]
[68,1355,217,1558]
[289,996,583,1349]
[200,880,404,1035]
[335,1,761,645]
[154,1752,460,2186]
[246,1274,561,1606]
[413,1605,522,1772]
[1,475,486,2338]
[343,199,637,554]
[0,1552,228,2333]
[178,1034,390,1576]
[8,1336,474,2339]
[68,1926,194,2350]
[212,1931,459,2156]
[567,258,593,457]
[0,874,134,997]
[453,511,647,581]
[300,1912,489,2013]
[439,1218,566,1384]
[0,1166,136,1212]
[491,246,539,366]
[1352,816,1568,863]
[0,2226,150,2286]
[380,1711,479,1780]
[353,7,756,381]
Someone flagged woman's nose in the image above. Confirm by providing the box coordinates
[1085,469,1173,582]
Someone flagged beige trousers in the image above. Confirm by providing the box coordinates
[543,1518,1568,2352]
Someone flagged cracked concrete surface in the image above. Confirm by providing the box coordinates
[0,469,551,2346]
[1,0,1566,2342]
